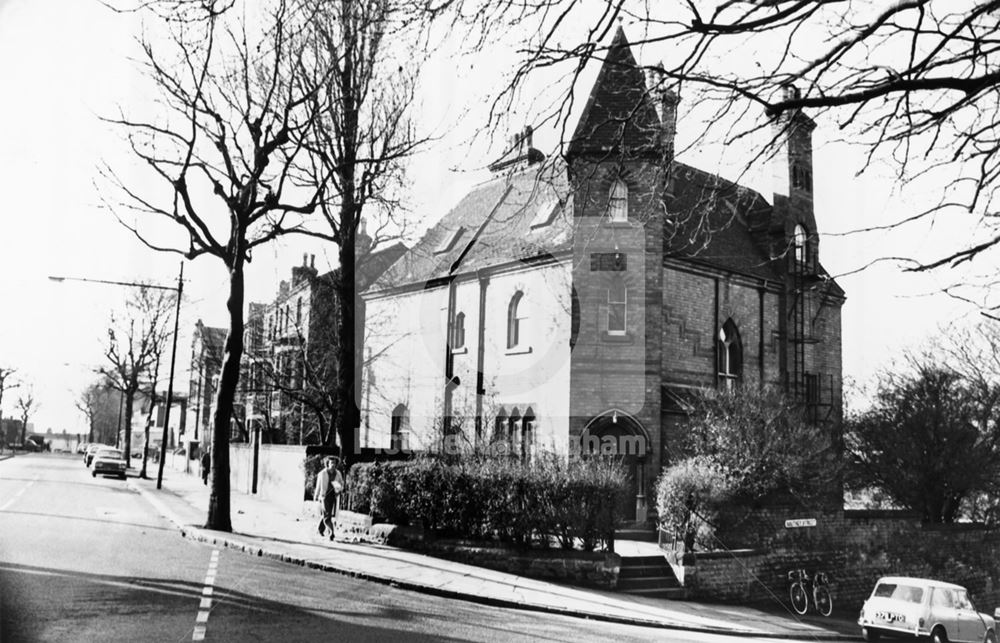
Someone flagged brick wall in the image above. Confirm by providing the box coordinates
[675,508,1000,611]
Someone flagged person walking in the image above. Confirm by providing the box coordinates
[314,456,345,540]
[201,448,211,485]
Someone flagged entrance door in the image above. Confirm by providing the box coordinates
[582,414,649,524]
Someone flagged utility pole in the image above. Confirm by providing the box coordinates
[156,262,184,489]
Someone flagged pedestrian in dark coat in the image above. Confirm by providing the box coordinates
[201,449,211,485]
[314,456,345,540]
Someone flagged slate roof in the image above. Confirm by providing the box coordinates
[372,162,573,290]
[371,27,843,297]
[666,163,780,281]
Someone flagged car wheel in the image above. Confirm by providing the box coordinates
[119,474,127,480]
[932,626,948,643]
[985,630,997,643]
[91,470,96,478]
[861,627,880,642]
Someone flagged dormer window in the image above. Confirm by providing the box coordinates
[435,226,466,254]
[530,196,561,229]
[608,179,628,222]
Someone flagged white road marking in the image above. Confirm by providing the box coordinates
[0,478,35,512]
[192,550,220,642]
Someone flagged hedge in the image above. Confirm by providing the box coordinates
[346,454,626,551]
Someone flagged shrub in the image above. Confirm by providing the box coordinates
[346,453,627,551]
[656,456,731,550]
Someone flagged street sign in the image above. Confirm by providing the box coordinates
[784,518,817,528]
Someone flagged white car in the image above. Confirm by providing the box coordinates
[91,448,128,480]
[859,576,996,642]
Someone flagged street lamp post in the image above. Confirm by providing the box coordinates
[50,262,184,489]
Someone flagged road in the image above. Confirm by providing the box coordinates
[0,453,813,642]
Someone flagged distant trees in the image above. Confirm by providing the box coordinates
[76,378,122,445]
[16,390,36,447]
[0,367,18,446]
[847,329,1000,523]
[98,286,173,468]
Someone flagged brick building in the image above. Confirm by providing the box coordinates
[185,320,227,455]
[241,244,406,446]
[362,27,845,524]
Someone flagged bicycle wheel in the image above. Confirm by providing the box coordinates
[814,584,833,616]
[790,582,809,615]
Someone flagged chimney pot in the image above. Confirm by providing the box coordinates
[310,254,315,268]
[782,84,800,102]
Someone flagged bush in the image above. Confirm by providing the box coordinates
[656,456,731,550]
[346,454,627,551]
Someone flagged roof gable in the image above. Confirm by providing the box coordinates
[568,27,661,156]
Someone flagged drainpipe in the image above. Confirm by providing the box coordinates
[759,284,766,384]
[442,278,458,446]
[474,270,490,444]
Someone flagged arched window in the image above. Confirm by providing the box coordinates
[717,319,743,390]
[607,276,627,335]
[521,408,536,463]
[508,408,522,458]
[608,179,628,222]
[793,224,808,265]
[452,312,466,350]
[493,409,508,444]
[390,404,409,452]
[507,291,524,349]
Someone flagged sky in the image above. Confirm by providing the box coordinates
[0,0,989,435]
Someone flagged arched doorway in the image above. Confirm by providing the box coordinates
[581,410,652,524]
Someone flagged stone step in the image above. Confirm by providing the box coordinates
[617,574,681,591]
[615,528,658,542]
[618,563,675,579]
[618,555,667,566]
[619,586,689,600]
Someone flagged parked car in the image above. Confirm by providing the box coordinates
[91,448,128,480]
[76,442,89,454]
[84,444,106,467]
[859,576,997,642]
[24,436,50,452]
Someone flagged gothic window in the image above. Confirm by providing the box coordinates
[608,179,628,222]
[390,404,409,451]
[521,408,535,463]
[717,319,743,390]
[793,224,808,265]
[452,312,466,350]
[507,291,524,349]
[607,276,627,335]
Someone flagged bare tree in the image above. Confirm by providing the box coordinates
[444,2,1000,306]
[292,0,429,463]
[98,286,173,469]
[102,0,341,531]
[0,367,18,452]
[17,390,36,447]
[76,377,122,445]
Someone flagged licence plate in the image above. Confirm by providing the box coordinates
[875,611,905,624]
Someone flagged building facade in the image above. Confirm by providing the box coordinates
[360,28,845,524]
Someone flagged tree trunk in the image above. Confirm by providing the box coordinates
[335,223,358,464]
[123,390,135,468]
[206,255,245,532]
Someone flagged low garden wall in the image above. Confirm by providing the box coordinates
[669,507,1000,610]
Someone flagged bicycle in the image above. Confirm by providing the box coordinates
[788,569,834,617]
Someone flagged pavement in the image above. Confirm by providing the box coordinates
[124,463,861,640]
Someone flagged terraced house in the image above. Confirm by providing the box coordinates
[360,28,845,524]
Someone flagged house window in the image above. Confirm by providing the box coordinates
[607,277,627,335]
[452,312,466,350]
[521,409,535,463]
[296,297,302,327]
[507,291,524,349]
[507,408,521,458]
[717,318,743,390]
[608,179,628,222]
[390,404,409,451]
[793,224,808,265]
